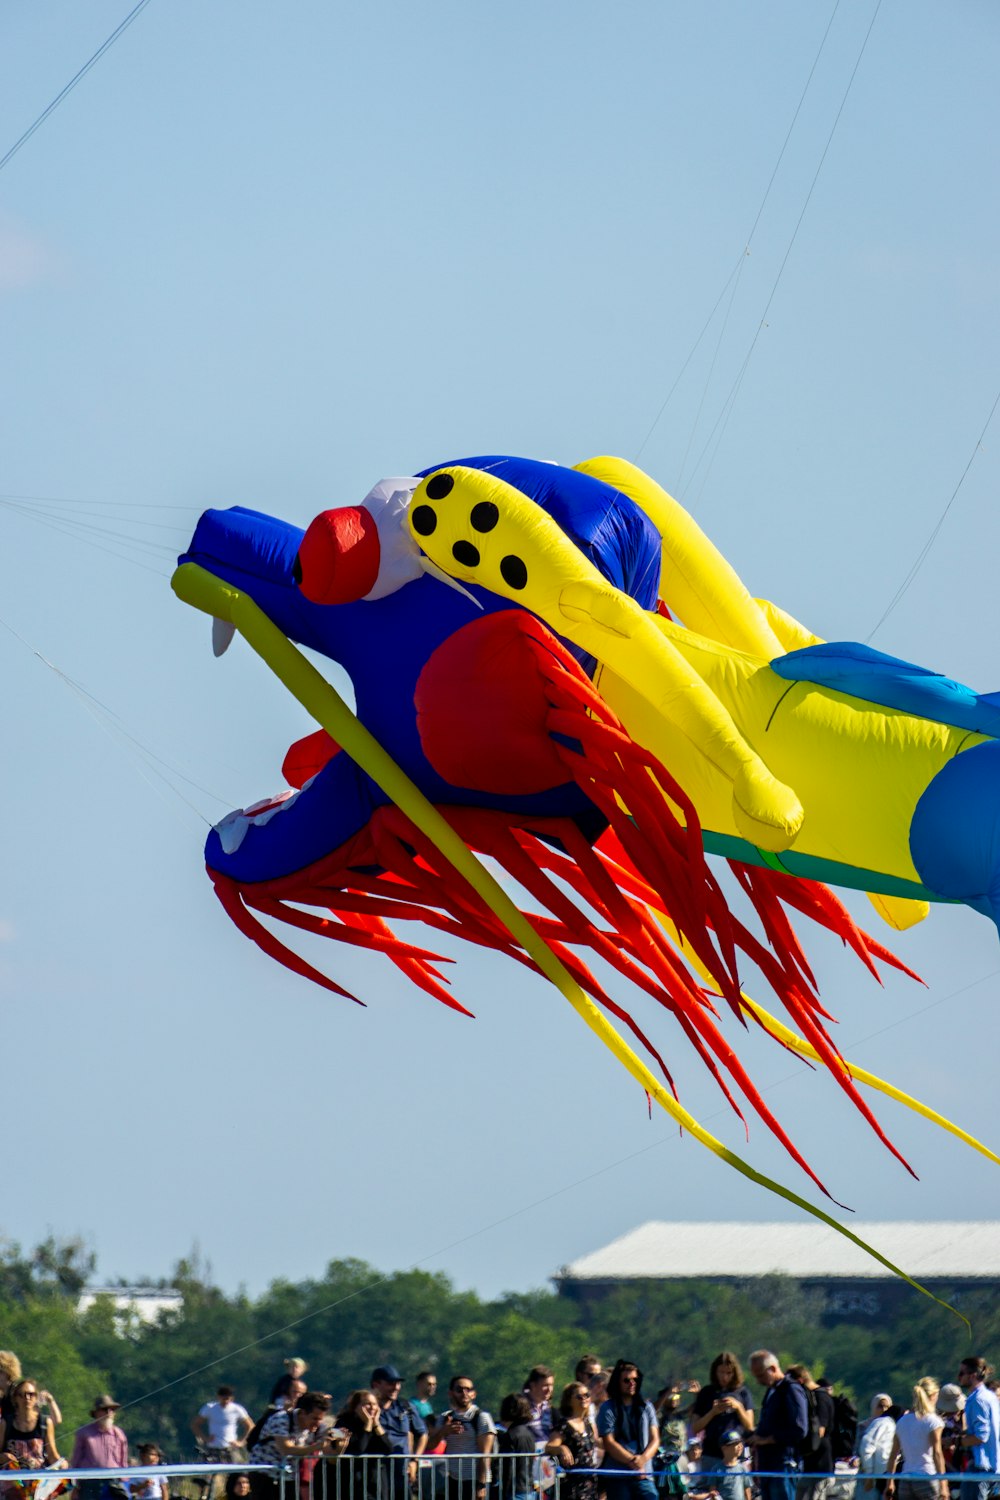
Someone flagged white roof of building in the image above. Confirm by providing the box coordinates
[78,1286,183,1323]
[557,1221,1000,1282]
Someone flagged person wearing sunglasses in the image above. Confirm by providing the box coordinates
[0,1379,66,1493]
[425,1378,496,1500]
[597,1362,660,1500]
[547,1384,598,1500]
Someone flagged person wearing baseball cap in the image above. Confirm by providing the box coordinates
[371,1366,427,1500]
[717,1431,750,1500]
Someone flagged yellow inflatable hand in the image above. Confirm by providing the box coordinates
[408,466,804,852]
[575,458,928,929]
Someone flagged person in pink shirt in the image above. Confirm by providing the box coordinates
[70,1395,129,1500]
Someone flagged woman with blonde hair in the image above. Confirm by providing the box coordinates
[885,1380,948,1500]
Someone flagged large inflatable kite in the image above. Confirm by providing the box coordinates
[173,455,999,1293]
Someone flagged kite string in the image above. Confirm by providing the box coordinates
[0,0,155,175]
[684,0,884,509]
[0,502,173,578]
[635,0,844,465]
[866,385,1000,642]
[116,960,1000,1415]
[0,495,198,577]
[0,612,223,827]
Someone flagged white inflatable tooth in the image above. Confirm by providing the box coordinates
[212,617,236,657]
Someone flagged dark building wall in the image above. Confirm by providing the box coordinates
[555,1275,997,1326]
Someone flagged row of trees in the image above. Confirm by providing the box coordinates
[1,1236,994,1455]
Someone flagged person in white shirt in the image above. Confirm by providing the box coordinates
[858,1394,896,1490]
[193,1386,253,1461]
[885,1379,948,1500]
[129,1442,168,1500]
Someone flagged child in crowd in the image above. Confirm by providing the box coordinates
[688,1431,749,1500]
[129,1444,168,1500]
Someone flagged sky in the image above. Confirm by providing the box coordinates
[0,0,998,1310]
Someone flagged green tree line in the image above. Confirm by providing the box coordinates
[1,1237,995,1455]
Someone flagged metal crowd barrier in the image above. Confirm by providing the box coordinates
[309,1452,557,1500]
[4,1458,998,1500]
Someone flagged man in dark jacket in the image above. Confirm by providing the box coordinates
[748,1352,809,1500]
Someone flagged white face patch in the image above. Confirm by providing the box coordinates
[360,476,481,607]
[358,477,423,599]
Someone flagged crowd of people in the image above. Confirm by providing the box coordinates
[0,1346,999,1500]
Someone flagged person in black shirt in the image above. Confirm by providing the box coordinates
[690,1354,755,1478]
[495,1395,536,1500]
[786,1367,834,1500]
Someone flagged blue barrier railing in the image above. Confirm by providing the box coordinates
[3,1460,996,1498]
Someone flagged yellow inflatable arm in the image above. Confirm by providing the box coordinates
[573,455,784,657]
[753,597,823,652]
[407,467,804,852]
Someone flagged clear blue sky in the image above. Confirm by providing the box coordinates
[0,0,998,1302]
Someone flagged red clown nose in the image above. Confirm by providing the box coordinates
[295,506,381,605]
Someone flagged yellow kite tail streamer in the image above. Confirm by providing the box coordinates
[572,455,784,657]
[741,996,1000,1168]
[171,560,968,1326]
[652,909,997,1166]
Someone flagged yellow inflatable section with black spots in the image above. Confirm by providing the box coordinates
[408,467,804,851]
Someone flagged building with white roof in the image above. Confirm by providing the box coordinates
[554,1221,1000,1322]
[78,1285,183,1326]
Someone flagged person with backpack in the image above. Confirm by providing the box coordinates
[786,1368,834,1500]
[748,1352,809,1500]
[247,1392,337,1500]
[816,1382,857,1467]
[425,1375,496,1500]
